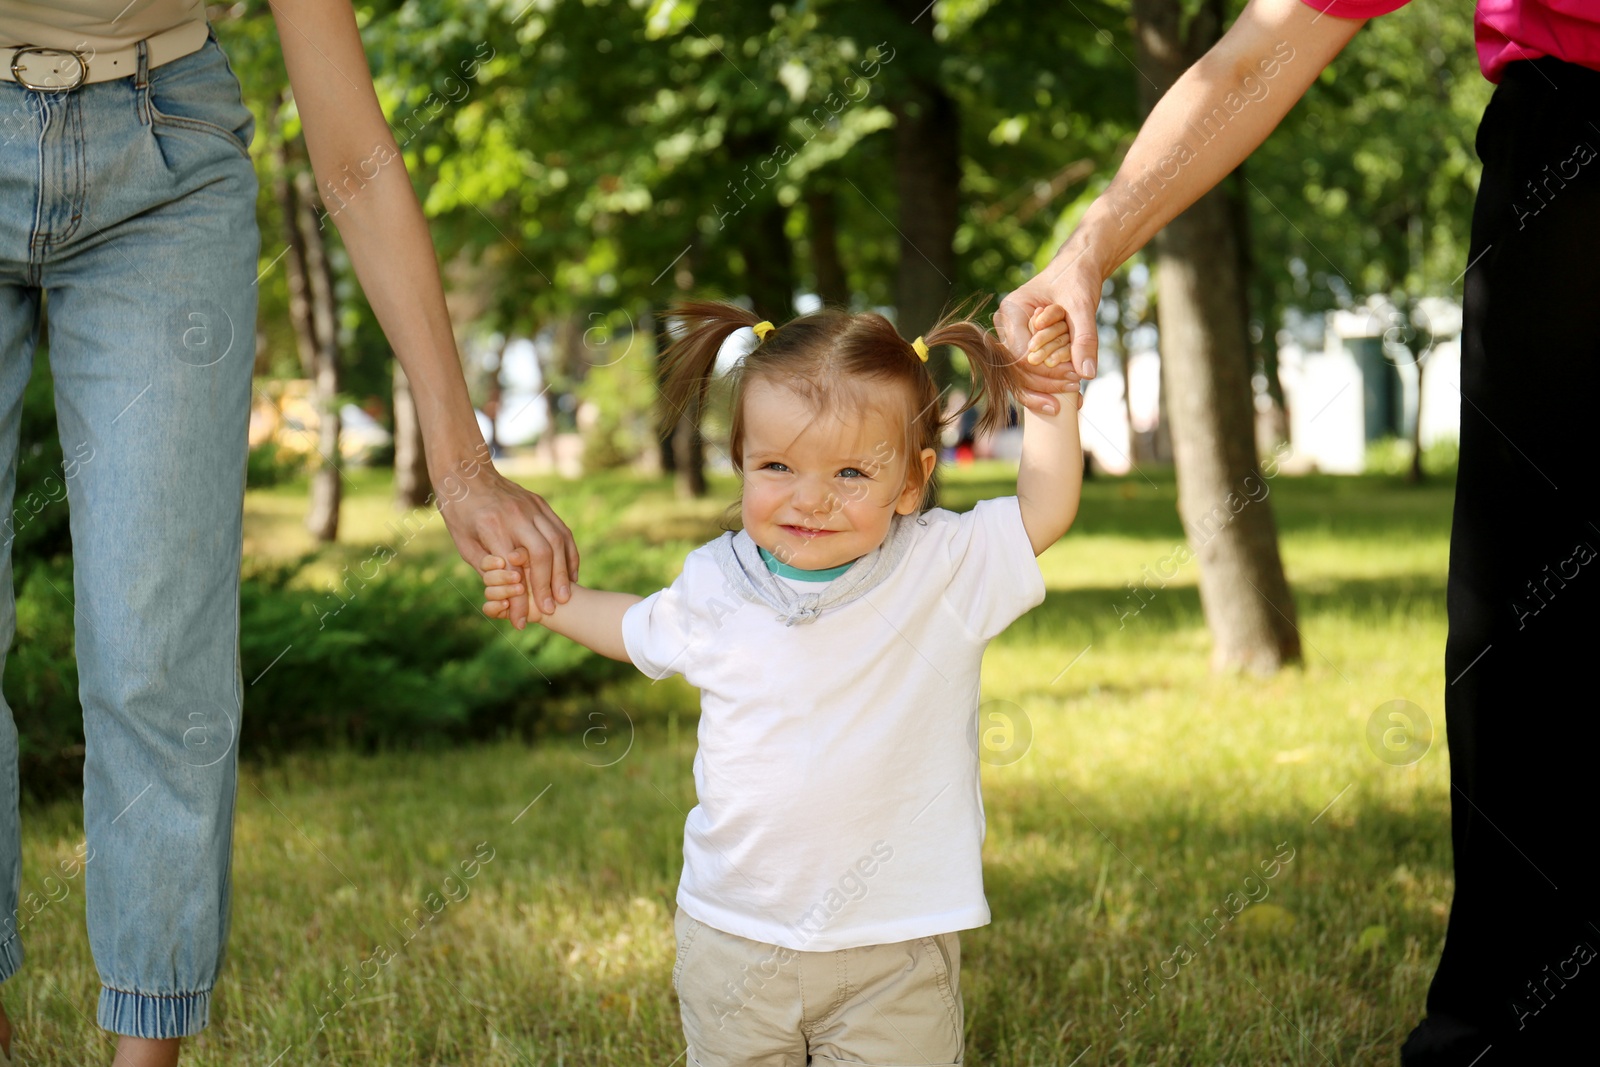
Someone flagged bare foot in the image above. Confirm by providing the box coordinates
[111,1036,180,1067]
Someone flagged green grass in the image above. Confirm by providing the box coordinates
[6,461,1456,1065]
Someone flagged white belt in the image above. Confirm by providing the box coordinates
[1,18,210,91]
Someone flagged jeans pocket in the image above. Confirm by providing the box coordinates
[146,36,254,159]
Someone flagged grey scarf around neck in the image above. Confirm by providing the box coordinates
[710,512,919,626]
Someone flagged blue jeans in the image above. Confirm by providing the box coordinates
[0,25,258,1039]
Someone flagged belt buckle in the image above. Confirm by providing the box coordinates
[10,46,89,92]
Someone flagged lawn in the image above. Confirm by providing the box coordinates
[5,459,1455,1065]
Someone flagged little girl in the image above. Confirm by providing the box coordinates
[481,300,1082,1066]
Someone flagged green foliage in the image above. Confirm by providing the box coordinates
[246,440,311,488]
[1364,435,1460,479]
[577,323,659,473]
[5,557,80,802]
[6,345,72,568]
[8,547,656,801]
[237,555,558,750]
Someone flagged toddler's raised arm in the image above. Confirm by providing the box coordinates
[1015,305,1085,555]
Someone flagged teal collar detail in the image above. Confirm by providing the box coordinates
[758,545,856,582]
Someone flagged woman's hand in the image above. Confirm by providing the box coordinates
[436,465,578,628]
[994,0,1368,414]
[997,244,1108,415]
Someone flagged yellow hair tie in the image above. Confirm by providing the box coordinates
[753,321,775,341]
[911,336,929,362]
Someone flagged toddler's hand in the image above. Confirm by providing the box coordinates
[480,550,531,627]
[1026,304,1073,367]
[1023,304,1084,411]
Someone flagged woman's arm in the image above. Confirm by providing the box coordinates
[267,0,577,626]
[1016,312,1085,555]
[996,0,1368,377]
[481,553,640,662]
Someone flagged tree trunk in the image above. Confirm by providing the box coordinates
[889,87,958,339]
[392,361,431,508]
[653,258,706,498]
[673,390,707,499]
[293,167,342,542]
[738,201,796,322]
[1408,375,1427,482]
[272,129,316,383]
[1133,0,1300,672]
[546,320,581,472]
[805,186,851,308]
[1409,345,1428,485]
[887,0,959,340]
[1228,166,1290,451]
[653,311,678,477]
[483,339,503,459]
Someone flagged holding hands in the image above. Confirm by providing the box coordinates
[998,255,1105,418]
[480,545,639,660]
[441,464,579,630]
[1019,303,1087,412]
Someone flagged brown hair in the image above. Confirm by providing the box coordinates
[658,297,1031,512]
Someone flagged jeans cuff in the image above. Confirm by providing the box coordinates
[97,984,211,1038]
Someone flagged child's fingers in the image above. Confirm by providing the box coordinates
[483,581,524,602]
[480,567,523,586]
[1028,304,1067,332]
[1032,332,1078,369]
[1026,319,1071,355]
[480,553,506,570]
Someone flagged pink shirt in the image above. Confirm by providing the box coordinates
[1301,0,1600,83]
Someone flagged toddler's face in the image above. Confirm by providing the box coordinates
[739,378,935,571]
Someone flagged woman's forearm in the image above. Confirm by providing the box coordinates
[274,0,580,623]
[1058,0,1367,284]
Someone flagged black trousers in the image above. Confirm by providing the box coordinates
[1403,56,1600,1064]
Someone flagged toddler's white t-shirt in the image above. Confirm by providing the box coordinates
[622,495,1046,951]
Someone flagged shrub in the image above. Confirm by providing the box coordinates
[8,551,648,802]
[5,346,72,566]
[246,440,308,488]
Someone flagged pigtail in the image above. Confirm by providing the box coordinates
[921,295,1031,438]
[657,300,763,432]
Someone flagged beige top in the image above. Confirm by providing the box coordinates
[0,0,204,51]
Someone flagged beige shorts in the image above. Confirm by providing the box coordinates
[671,907,965,1066]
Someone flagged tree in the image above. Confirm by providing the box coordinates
[272,130,344,542]
[880,0,961,338]
[1131,0,1301,672]
[391,361,431,506]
